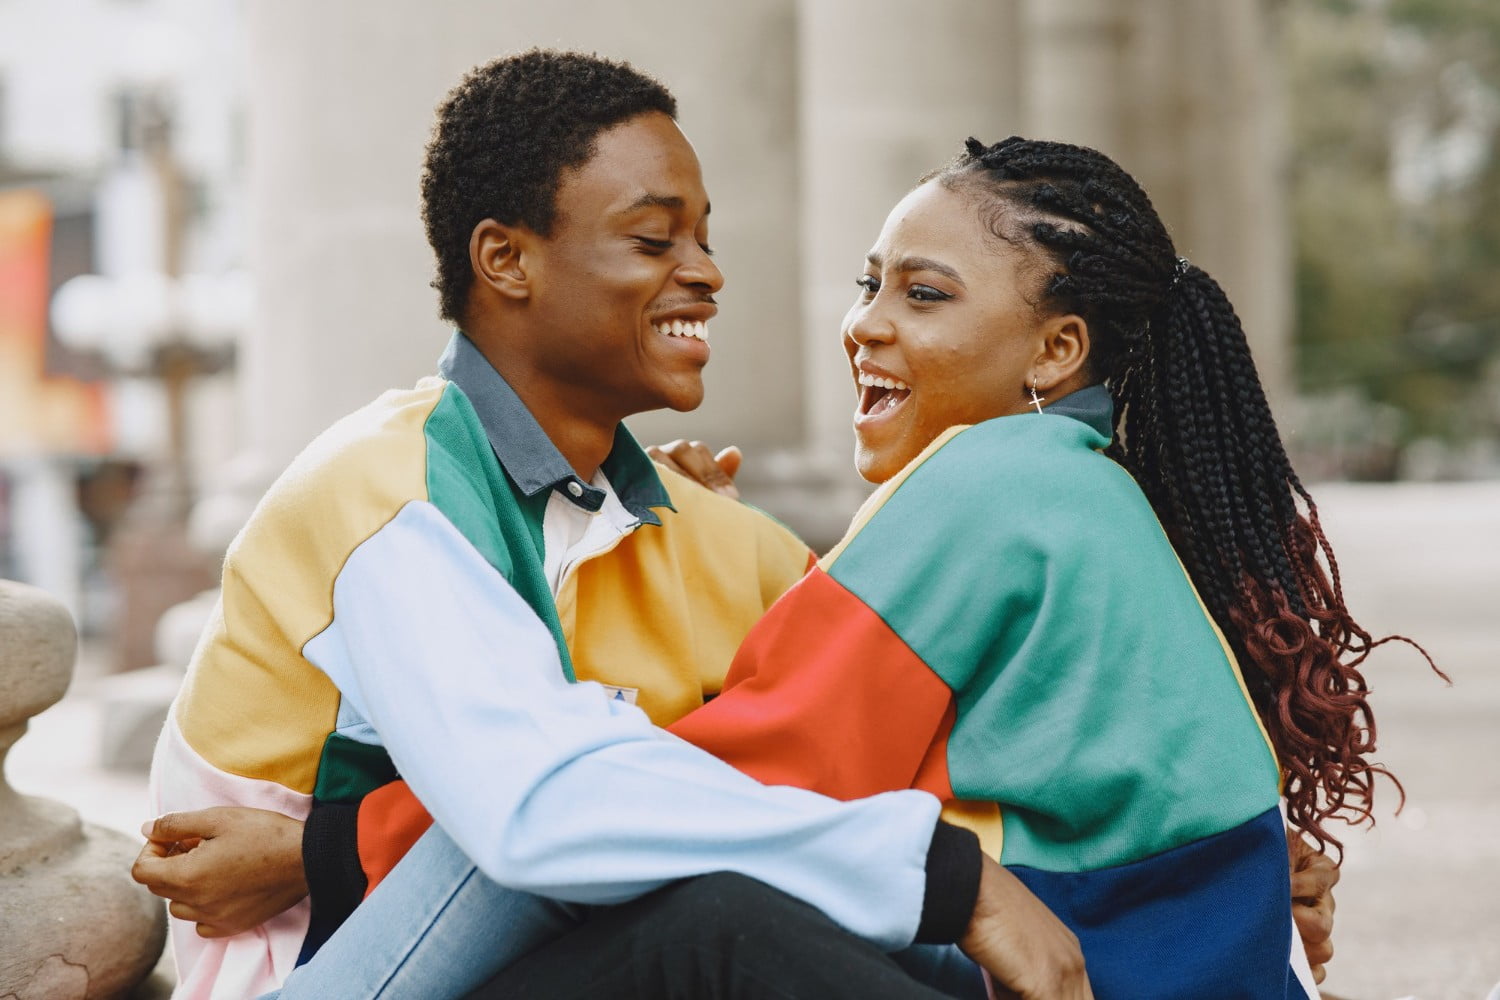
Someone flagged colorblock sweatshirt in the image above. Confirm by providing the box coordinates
[671,392,1321,998]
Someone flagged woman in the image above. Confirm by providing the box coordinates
[160,137,1405,998]
[667,134,1416,997]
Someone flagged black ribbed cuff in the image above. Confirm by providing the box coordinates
[302,801,367,943]
[913,820,982,944]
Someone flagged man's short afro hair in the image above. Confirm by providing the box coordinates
[421,49,678,324]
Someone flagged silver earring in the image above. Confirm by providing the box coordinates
[1028,379,1046,415]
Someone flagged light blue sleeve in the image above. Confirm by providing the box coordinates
[302,499,942,951]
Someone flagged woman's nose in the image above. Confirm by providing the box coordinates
[842,300,896,347]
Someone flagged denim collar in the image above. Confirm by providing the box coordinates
[1044,383,1114,440]
[437,331,674,526]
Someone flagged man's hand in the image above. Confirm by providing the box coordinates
[131,807,308,938]
[959,854,1093,1000]
[1287,828,1339,984]
[646,439,742,499]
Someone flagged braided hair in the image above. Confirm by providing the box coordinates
[933,136,1441,855]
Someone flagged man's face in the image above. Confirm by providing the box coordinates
[524,112,723,420]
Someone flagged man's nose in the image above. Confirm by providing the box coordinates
[678,246,724,294]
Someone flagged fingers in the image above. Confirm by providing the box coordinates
[1290,852,1340,902]
[132,847,202,899]
[1293,886,1334,983]
[646,444,694,487]
[142,808,223,844]
[650,440,740,498]
[131,847,179,895]
[1305,935,1334,969]
[714,445,743,483]
[168,899,207,923]
[648,457,692,488]
[1287,831,1338,980]
[1289,869,1326,901]
[1289,838,1337,973]
[165,901,234,939]
[135,838,174,860]
[1295,900,1335,955]
[1293,897,1334,940]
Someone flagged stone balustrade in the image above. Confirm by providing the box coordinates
[0,579,166,999]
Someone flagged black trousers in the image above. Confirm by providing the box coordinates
[463,872,959,1000]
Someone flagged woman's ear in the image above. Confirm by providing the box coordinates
[1032,313,1091,392]
[469,219,531,301]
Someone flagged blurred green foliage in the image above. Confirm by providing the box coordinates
[1289,0,1500,454]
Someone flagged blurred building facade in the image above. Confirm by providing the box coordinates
[0,0,245,637]
[0,0,1292,625]
[239,0,1291,549]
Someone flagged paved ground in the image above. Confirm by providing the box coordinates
[1297,483,1500,1000]
[6,481,1498,998]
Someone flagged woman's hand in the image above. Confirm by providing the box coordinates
[1287,828,1339,983]
[646,439,742,499]
[960,854,1093,1000]
[131,807,308,938]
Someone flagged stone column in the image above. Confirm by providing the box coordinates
[1018,0,1129,153]
[788,0,1024,545]
[1021,0,1291,406]
[1166,0,1292,410]
[0,579,165,998]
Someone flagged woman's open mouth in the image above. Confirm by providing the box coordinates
[856,371,911,419]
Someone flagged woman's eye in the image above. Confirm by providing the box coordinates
[909,284,951,302]
[854,275,879,294]
[697,243,715,257]
[635,237,673,252]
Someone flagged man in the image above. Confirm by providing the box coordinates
[138,49,1087,999]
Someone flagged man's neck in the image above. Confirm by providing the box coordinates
[461,319,631,480]
[514,378,619,482]
[476,355,619,481]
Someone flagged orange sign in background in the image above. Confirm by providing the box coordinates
[0,188,108,456]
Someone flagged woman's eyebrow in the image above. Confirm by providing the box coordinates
[866,252,966,288]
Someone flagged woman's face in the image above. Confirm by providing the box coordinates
[842,181,1049,483]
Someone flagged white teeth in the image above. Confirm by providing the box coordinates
[856,372,910,392]
[657,320,709,342]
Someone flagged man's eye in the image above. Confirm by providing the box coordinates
[698,243,715,257]
[635,237,673,251]
[854,275,879,294]
[909,284,951,302]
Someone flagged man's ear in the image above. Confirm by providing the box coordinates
[1032,313,1091,391]
[469,219,531,301]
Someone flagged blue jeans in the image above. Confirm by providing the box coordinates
[263,824,984,999]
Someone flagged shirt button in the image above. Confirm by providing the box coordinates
[566,481,584,498]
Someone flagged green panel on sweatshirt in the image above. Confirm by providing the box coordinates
[829,414,1280,872]
[422,384,574,681]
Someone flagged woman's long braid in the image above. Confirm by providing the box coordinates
[940,136,1442,855]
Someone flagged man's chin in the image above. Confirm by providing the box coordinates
[658,380,706,413]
